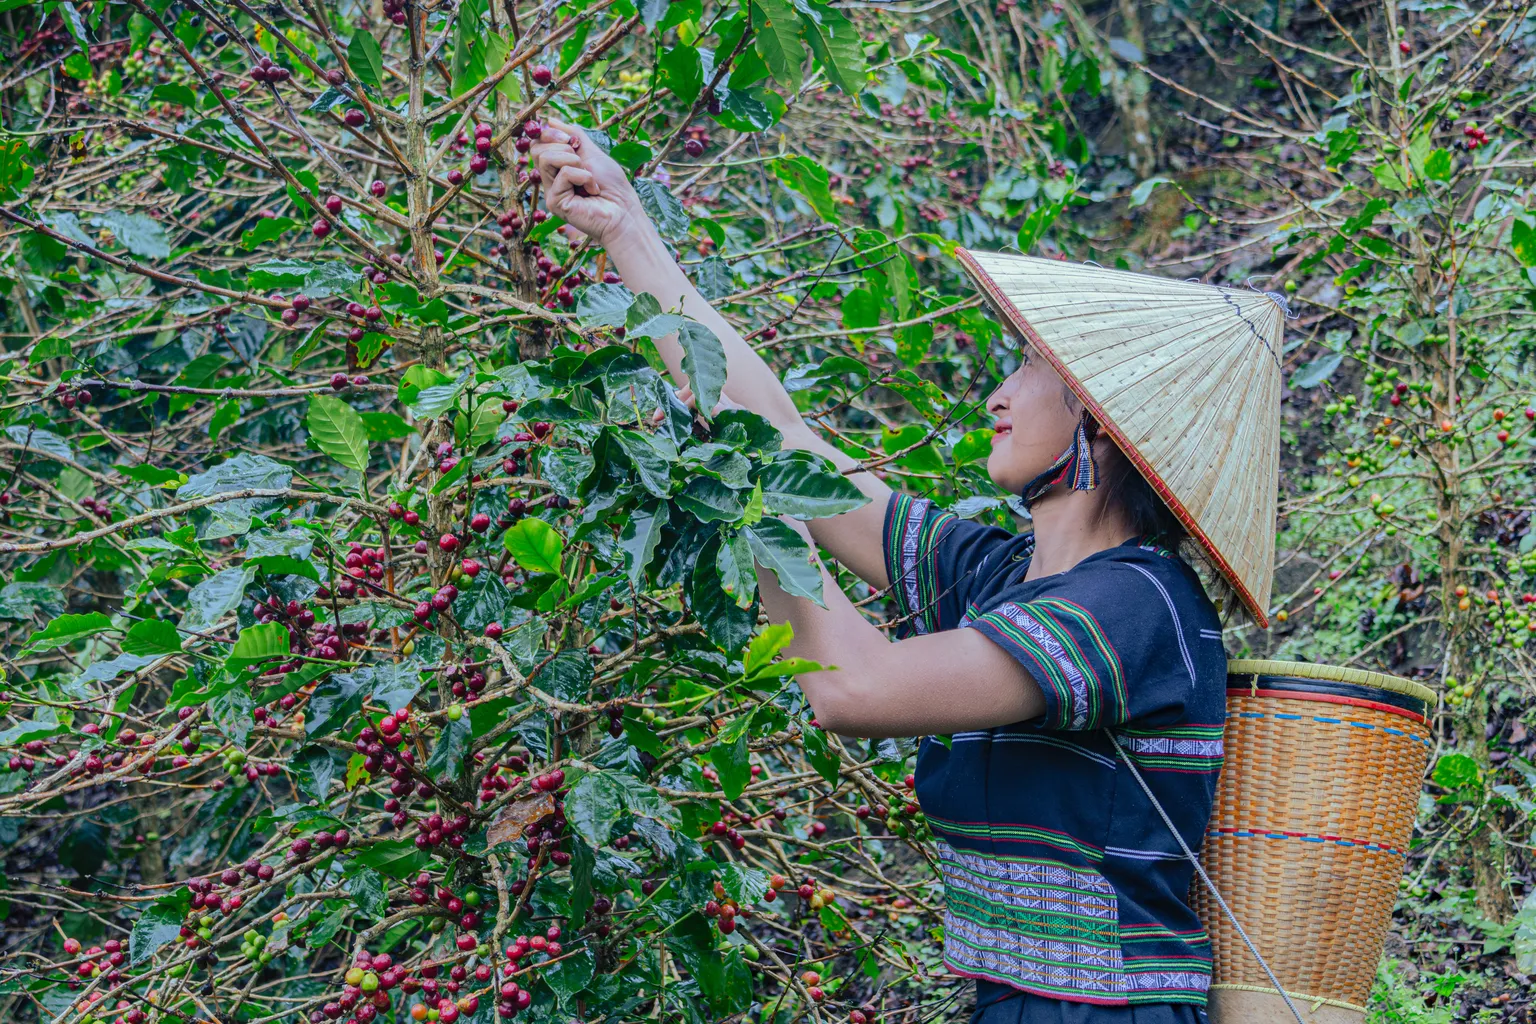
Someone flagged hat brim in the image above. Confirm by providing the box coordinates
[957,248,1270,627]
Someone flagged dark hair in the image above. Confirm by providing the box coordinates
[1094,441,1187,550]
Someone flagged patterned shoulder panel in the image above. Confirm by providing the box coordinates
[883,494,958,635]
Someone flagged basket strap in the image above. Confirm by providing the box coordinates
[1106,732,1307,1024]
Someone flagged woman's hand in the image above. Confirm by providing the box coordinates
[529,119,653,253]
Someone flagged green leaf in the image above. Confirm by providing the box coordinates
[838,289,877,333]
[94,211,171,259]
[691,545,756,651]
[534,650,593,701]
[757,451,868,519]
[229,621,289,668]
[1423,148,1452,182]
[1511,219,1536,268]
[1372,162,1407,191]
[241,216,294,249]
[450,3,487,96]
[503,518,565,574]
[294,746,338,802]
[122,619,183,656]
[452,574,511,635]
[545,946,595,1003]
[678,320,728,417]
[180,566,257,634]
[130,891,191,965]
[625,291,685,340]
[677,477,745,523]
[1290,352,1343,389]
[307,671,372,738]
[711,733,751,799]
[952,428,994,465]
[307,394,371,474]
[745,519,823,604]
[1131,178,1173,210]
[799,2,865,95]
[745,622,794,676]
[348,30,386,97]
[753,0,805,91]
[772,155,838,224]
[633,178,691,239]
[368,662,423,713]
[566,770,675,848]
[619,505,665,588]
[613,429,677,498]
[248,259,362,297]
[576,283,635,327]
[150,82,199,109]
[1433,752,1481,790]
[347,867,389,918]
[715,530,757,608]
[26,612,115,652]
[348,839,430,879]
[801,723,841,785]
[360,411,414,441]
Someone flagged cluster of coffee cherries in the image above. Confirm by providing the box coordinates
[412,582,461,627]
[381,0,408,24]
[1462,122,1492,150]
[406,875,485,934]
[410,809,473,853]
[287,828,352,867]
[494,926,565,1017]
[249,55,291,84]
[316,950,415,1023]
[220,747,283,782]
[702,879,751,934]
[61,936,127,987]
[253,594,366,673]
[78,493,112,520]
[55,383,94,409]
[476,752,530,803]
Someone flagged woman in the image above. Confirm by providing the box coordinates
[532,123,1283,1023]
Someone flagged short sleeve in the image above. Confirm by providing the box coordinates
[965,557,1199,731]
[882,493,1011,636]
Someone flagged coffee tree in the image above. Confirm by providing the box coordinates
[1130,0,1536,933]
[0,0,1038,1021]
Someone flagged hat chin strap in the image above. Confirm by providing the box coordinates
[1020,413,1099,509]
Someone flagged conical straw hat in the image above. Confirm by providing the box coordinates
[956,249,1283,625]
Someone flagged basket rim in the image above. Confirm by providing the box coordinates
[1227,658,1436,703]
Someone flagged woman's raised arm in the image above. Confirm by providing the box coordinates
[530,120,893,589]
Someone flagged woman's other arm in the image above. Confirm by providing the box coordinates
[759,520,1045,738]
[529,122,893,589]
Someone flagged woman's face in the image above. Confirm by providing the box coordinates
[985,342,1084,495]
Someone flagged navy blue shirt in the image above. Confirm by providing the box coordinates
[883,494,1227,1006]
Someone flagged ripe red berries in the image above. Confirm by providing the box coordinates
[447,169,465,186]
[313,219,332,238]
[330,372,350,390]
[470,513,491,533]
[344,109,366,127]
[531,64,552,86]
[484,623,503,640]
[438,534,460,552]
[370,179,387,197]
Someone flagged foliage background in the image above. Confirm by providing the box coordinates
[0,0,1534,1021]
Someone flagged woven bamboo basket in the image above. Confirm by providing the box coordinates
[1195,660,1435,1023]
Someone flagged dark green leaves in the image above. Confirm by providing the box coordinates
[633,178,690,239]
[306,671,371,738]
[745,519,823,604]
[565,769,677,848]
[456,573,516,633]
[753,0,805,91]
[678,321,728,415]
[130,890,191,965]
[25,612,114,652]
[94,211,171,259]
[307,395,370,474]
[348,31,386,96]
[756,450,868,519]
[427,715,473,780]
[772,156,838,224]
[248,260,363,297]
[347,867,389,918]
